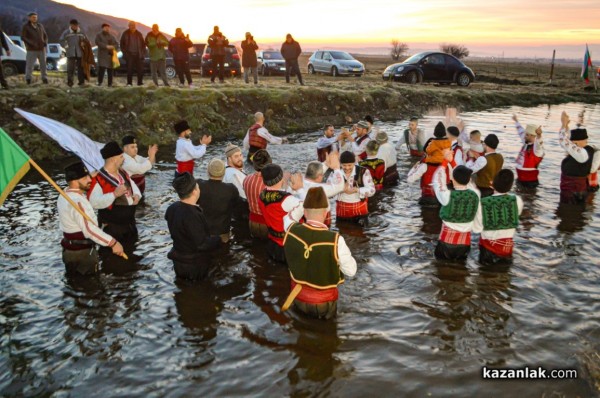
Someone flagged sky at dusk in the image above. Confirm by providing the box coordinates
[55,0,600,58]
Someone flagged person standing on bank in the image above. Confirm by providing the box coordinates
[241,32,259,85]
[145,24,170,87]
[281,33,304,85]
[168,28,194,87]
[466,134,504,198]
[120,21,146,86]
[59,161,124,275]
[208,26,229,84]
[60,19,87,87]
[0,27,11,89]
[174,120,212,176]
[21,12,48,85]
[282,187,357,320]
[512,114,545,188]
[165,172,221,281]
[243,112,287,161]
[95,23,119,87]
[121,135,158,194]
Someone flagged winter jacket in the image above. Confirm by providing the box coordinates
[208,33,229,56]
[95,31,119,69]
[241,39,258,67]
[60,27,87,58]
[21,22,48,51]
[120,29,146,58]
[145,31,169,61]
[280,40,301,61]
[168,37,193,61]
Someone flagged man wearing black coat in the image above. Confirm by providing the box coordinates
[120,21,146,86]
[241,32,258,84]
[0,27,10,89]
[280,33,304,85]
[207,26,229,83]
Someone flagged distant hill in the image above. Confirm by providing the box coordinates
[0,0,158,41]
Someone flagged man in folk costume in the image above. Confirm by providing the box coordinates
[473,169,523,265]
[446,126,465,166]
[88,141,142,253]
[466,133,503,198]
[59,161,124,275]
[359,141,386,191]
[432,163,481,260]
[316,124,345,162]
[365,115,378,139]
[375,131,399,187]
[282,187,357,320]
[242,149,272,239]
[165,172,221,281]
[243,112,287,161]
[399,116,426,157]
[258,164,305,263]
[511,114,545,188]
[558,111,600,204]
[333,151,376,223]
[223,143,249,220]
[345,120,371,161]
[121,135,158,194]
[174,120,212,176]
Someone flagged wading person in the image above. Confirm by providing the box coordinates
[165,172,221,281]
[345,121,371,160]
[95,23,119,87]
[399,117,426,157]
[22,12,48,84]
[359,141,385,191]
[512,114,545,188]
[333,151,375,224]
[0,27,11,89]
[375,131,399,186]
[242,149,272,239]
[223,144,249,220]
[241,32,259,85]
[282,187,357,320]
[58,161,124,275]
[174,120,212,176]
[243,112,287,161]
[145,24,170,87]
[88,141,142,256]
[168,28,194,87]
[473,169,523,265]
[317,124,345,162]
[432,163,481,261]
[198,159,240,243]
[60,19,87,87]
[281,33,304,85]
[121,135,158,194]
[447,126,465,166]
[208,26,229,83]
[120,21,146,86]
[466,133,504,198]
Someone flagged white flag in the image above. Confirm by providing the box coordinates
[15,108,105,172]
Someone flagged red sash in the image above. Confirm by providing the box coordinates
[410,149,424,157]
[439,224,471,246]
[480,238,514,257]
[249,212,266,225]
[336,199,368,218]
[516,168,539,182]
[177,160,195,174]
[291,280,338,304]
[560,174,587,193]
[61,231,94,250]
[130,174,146,194]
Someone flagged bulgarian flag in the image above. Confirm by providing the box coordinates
[0,128,31,206]
[582,44,593,83]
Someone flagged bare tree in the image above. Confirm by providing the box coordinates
[391,39,409,61]
[440,43,470,59]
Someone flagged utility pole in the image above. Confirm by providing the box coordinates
[549,49,556,84]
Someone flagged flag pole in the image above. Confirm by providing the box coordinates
[27,158,128,260]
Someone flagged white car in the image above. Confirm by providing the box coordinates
[9,36,65,70]
[2,33,28,76]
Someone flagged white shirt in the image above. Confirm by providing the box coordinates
[332,166,376,203]
[282,219,357,277]
[451,140,465,166]
[242,125,283,151]
[58,189,115,247]
[515,122,545,170]
[466,151,497,174]
[122,153,153,176]
[316,135,339,151]
[292,169,345,200]
[592,145,600,173]
[473,193,523,240]
[432,165,481,233]
[223,166,247,199]
[397,128,426,152]
[376,142,397,170]
[558,128,600,166]
[352,135,371,157]
[175,137,207,162]
[88,169,142,209]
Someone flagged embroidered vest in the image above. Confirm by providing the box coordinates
[259,190,291,240]
[475,153,504,188]
[439,189,479,223]
[89,168,136,225]
[356,134,370,160]
[481,194,519,230]
[343,165,367,188]
[248,123,267,151]
[359,158,385,187]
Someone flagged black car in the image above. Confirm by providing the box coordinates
[189,43,207,71]
[90,48,177,79]
[201,45,242,77]
[383,51,475,86]
[257,50,286,76]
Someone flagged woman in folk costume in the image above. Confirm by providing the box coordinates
[332,151,376,223]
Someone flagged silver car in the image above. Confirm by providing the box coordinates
[307,50,364,77]
[257,50,286,76]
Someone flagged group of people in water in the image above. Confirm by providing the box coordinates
[56,108,599,319]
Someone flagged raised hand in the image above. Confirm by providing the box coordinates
[328,151,341,170]
[512,114,518,122]
[200,135,212,145]
[561,111,570,130]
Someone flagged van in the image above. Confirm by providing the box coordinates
[2,33,28,76]
[9,36,64,70]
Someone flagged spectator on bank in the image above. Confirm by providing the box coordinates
[95,23,119,87]
[145,24,170,87]
[21,12,48,85]
[241,32,259,85]
[168,28,194,88]
[207,26,229,83]
[120,21,146,86]
[60,19,87,87]
[280,33,304,86]
[0,27,11,89]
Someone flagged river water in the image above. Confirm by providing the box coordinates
[1,103,599,397]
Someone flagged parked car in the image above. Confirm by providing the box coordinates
[189,43,206,71]
[382,51,475,86]
[79,48,177,79]
[307,50,364,77]
[9,36,65,71]
[1,33,28,76]
[256,50,286,76]
[201,45,241,77]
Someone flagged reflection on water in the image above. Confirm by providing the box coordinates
[1,103,599,396]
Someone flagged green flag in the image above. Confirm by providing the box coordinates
[0,128,31,206]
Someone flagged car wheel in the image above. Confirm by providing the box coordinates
[457,72,471,87]
[308,64,315,75]
[47,59,57,71]
[2,62,18,77]
[406,71,419,84]
[331,66,338,77]
[166,65,176,79]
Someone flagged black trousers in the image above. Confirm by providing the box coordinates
[479,245,512,266]
[294,300,338,320]
[266,239,286,264]
[285,59,303,84]
[62,247,99,275]
[125,53,144,85]
[434,241,470,260]
[211,54,225,82]
[97,67,114,86]
[67,57,84,85]
[0,56,8,87]
[175,59,192,84]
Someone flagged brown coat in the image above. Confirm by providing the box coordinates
[81,38,96,81]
